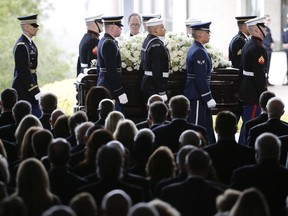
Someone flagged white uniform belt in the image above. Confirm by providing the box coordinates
[243,70,254,76]
[144,71,169,78]
[100,68,121,73]
[81,63,88,67]
[30,69,37,74]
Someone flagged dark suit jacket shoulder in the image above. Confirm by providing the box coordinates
[244,113,268,142]
[152,119,207,153]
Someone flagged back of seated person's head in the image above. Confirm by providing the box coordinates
[133,128,155,163]
[179,129,201,147]
[176,145,197,174]
[229,187,270,216]
[0,195,27,216]
[50,109,65,128]
[32,129,53,158]
[0,154,10,185]
[68,111,88,134]
[15,115,42,145]
[12,100,32,124]
[215,111,237,139]
[54,115,70,138]
[128,202,159,216]
[147,94,163,107]
[39,92,58,114]
[106,140,126,156]
[185,148,212,178]
[0,140,7,158]
[148,199,180,216]
[96,145,123,179]
[75,122,94,145]
[98,98,115,119]
[267,97,285,119]
[101,189,132,216]
[216,189,242,213]
[48,138,71,167]
[104,111,125,133]
[255,132,281,163]
[148,101,168,124]
[85,124,104,142]
[259,91,275,110]
[69,192,98,216]
[0,88,18,111]
[168,95,190,119]
[42,205,76,216]
[85,86,112,122]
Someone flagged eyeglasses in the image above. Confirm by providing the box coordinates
[130,23,141,27]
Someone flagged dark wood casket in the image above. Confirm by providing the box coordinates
[74,68,241,121]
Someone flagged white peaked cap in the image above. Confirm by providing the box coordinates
[85,14,103,23]
[146,18,163,27]
[245,16,266,26]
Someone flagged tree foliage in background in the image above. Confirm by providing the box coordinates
[0,0,73,90]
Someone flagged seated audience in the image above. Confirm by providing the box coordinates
[153,95,207,153]
[160,149,224,216]
[101,189,132,216]
[0,88,18,127]
[69,192,98,216]
[0,195,27,216]
[53,115,70,138]
[128,202,159,216]
[148,101,168,130]
[229,187,270,216]
[72,121,94,154]
[148,199,181,216]
[204,111,255,185]
[42,205,77,216]
[231,132,288,216]
[95,98,115,127]
[215,189,242,216]
[104,111,125,134]
[39,93,58,130]
[49,109,65,135]
[178,129,202,148]
[48,138,87,204]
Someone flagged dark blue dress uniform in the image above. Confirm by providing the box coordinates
[238,17,268,144]
[281,23,288,84]
[228,16,256,69]
[97,33,124,99]
[12,14,41,117]
[140,34,170,102]
[77,30,100,76]
[184,22,215,144]
[263,25,274,74]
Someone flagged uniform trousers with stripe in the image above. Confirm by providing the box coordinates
[187,100,215,144]
[238,104,261,144]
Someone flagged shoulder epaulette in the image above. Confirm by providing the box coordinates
[17,42,26,46]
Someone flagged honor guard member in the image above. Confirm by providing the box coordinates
[141,14,161,32]
[97,16,128,111]
[238,17,268,144]
[12,14,42,117]
[76,14,103,76]
[140,18,170,103]
[281,14,288,85]
[228,16,256,69]
[184,21,216,144]
[185,17,201,37]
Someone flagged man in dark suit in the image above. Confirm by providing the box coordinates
[12,14,42,117]
[79,145,144,207]
[153,95,207,153]
[0,88,18,127]
[204,111,255,185]
[228,16,256,69]
[231,133,288,216]
[39,92,58,131]
[48,138,87,204]
[244,90,275,143]
[77,14,103,76]
[246,97,288,148]
[160,149,223,216]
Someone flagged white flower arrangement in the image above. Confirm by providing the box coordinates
[118,32,231,72]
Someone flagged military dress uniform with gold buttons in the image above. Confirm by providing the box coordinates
[97,16,128,111]
[228,16,256,69]
[12,14,41,117]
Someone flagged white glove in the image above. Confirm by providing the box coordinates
[207,99,216,108]
[118,93,128,104]
[159,94,168,102]
[34,92,42,101]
